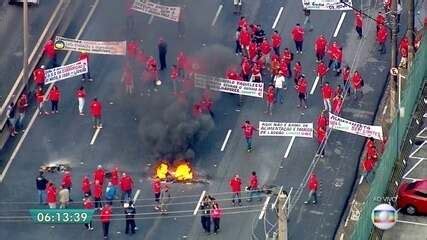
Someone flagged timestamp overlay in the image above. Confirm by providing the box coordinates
[29,209,95,224]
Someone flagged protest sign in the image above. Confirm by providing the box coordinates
[302,0,353,10]
[132,0,181,22]
[44,59,88,85]
[259,121,313,138]
[329,113,383,140]
[54,36,127,55]
[194,73,264,98]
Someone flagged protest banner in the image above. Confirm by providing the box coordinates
[329,113,383,140]
[259,121,313,138]
[54,36,127,55]
[194,73,264,98]
[302,0,353,10]
[44,59,88,85]
[131,0,181,22]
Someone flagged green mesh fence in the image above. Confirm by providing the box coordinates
[351,32,427,240]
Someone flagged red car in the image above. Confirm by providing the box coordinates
[397,179,427,215]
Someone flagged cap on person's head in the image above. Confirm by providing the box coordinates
[97,165,102,169]
[123,203,129,208]
[41,65,46,69]
[122,172,126,176]
[235,174,239,178]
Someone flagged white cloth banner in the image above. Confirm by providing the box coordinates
[302,0,353,10]
[329,113,383,140]
[44,59,88,85]
[54,36,127,55]
[194,73,264,98]
[259,121,314,138]
[131,0,181,22]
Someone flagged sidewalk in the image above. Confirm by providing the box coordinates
[0,1,59,105]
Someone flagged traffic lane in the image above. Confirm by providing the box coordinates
[0,0,61,104]
[383,213,427,240]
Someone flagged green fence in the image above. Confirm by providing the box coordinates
[351,32,427,240]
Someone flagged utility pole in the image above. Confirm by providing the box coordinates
[407,0,415,68]
[23,0,29,88]
[277,192,288,240]
[388,0,398,124]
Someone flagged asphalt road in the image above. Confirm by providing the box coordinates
[0,0,394,239]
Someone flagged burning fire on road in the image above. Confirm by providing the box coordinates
[154,160,194,182]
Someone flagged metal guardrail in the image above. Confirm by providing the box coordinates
[0,0,70,149]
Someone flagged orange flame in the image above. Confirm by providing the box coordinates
[174,163,193,181]
[154,161,193,182]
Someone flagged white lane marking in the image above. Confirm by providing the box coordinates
[402,159,424,178]
[333,12,346,37]
[397,220,427,226]
[211,4,223,27]
[90,128,101,145]
[382,104,388,115]
[403,177,423,182]
[358,176,364,185]
[133,189,141,202]
[258,196,271,220]
[193,190,206,215]
[310,76,320,95]
[284,136,296,158]
[148,15,154,24]
[409,141,426,159]
[272,7,284,29]
[0,0,101,183]
[221,129,232,152]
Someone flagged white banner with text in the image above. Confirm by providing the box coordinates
[259,121,314,138]
[329,113,383,140]
[44,59,88,85]
[132,0,181,22]
[194,73,264,98]
[54,36,127,55]
[302,0,353,10]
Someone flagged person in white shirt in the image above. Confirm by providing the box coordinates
[274,70,286,104]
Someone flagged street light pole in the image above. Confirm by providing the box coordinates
[388,0,398,124]
[407,0,415,68]
[23,0,29,88]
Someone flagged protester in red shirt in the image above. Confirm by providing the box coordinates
[120,172,134,202]
[247,40,258,61]
[110,167,119,187]
[241,120,257,152]
[316,110,328,129]
[127,40,139,59]
[293,61,302,85]
[342,65,351,94]
[35,87,48,115]
[100,204,112,238]
[260,38,271,64]
[291,23,304,53]
[93,180,103,209]
[355,11,363,39]
[321,82,333,112]
[304,174,319,204]
[362,155,375,184]
[61,171,72,200]
[90,98,102,129]
[351,71,363,99]
[376,25,388,54]
[314,34,328,62]
[331,47,343,75]
[16,93,28,130]
[229,174,242,206]
[176,51,187,77]
[33,65,46,87]
[271,30,282,56]
[248,171,261,202]
[44,40,57,67]
[211,202,223,234]
[170,64,179,93]
[48,85,61,114]
[76,86,86,115]
[281,48,293,77]
[79,51,92,81]
[316,61,329,86]
[241,57,251,81]
[82,176,91,197]
[239,28,251,54]
[327,41,340,68]
[376,12,385,32]
[93,165,105,185]
[83,197,94,231]
[315,126,326,158]
[265,85,275,115]
[47,182,57,209]
[332,94,344,114]
[295,75,308,108]
[152,177,162,210]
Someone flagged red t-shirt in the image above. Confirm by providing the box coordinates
[272,34,281,48]
[242,124,256,138]
[230,177,242,192]
[33,68,45,85]
[291,26,304,42]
